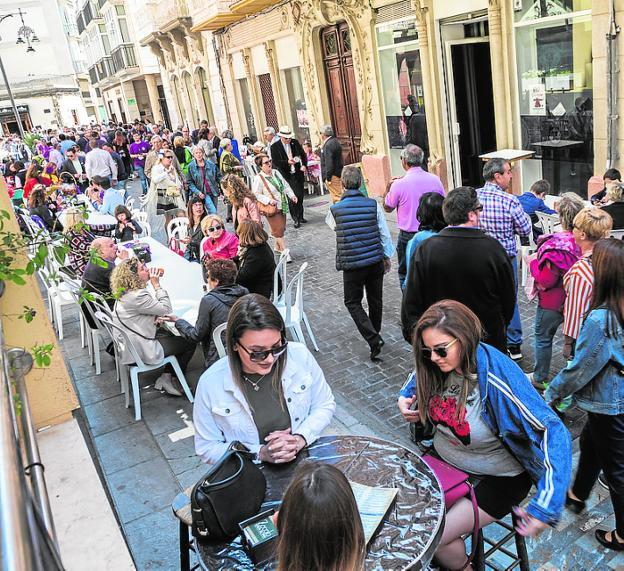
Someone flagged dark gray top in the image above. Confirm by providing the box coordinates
[241,372,291,442]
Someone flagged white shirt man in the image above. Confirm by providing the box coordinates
[85,142,117,182]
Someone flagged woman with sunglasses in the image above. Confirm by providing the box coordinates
[193,293,335,464]
[397,300,571,570]
[200,214,239,261]
[252,152,297,259]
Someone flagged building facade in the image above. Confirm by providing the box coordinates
[76,0,165,125]
[0,0,90,133]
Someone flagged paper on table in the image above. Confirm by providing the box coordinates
[349,480,398,544]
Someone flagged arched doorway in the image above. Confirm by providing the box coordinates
[321,22,361,164]
[196,67,214,124]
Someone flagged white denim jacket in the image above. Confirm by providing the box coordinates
[194,342,336,464]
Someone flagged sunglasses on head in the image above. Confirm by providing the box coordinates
[208,224,223,232]
[262,160,272,165]
[421,338,458,359]
[237,341,288,362]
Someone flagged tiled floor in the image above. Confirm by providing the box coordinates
[57,180,618,570]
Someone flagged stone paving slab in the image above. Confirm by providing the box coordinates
[55,180,611,570]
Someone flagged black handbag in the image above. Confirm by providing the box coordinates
[191,442,267,541]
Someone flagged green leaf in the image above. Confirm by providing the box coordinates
[11,275,26,286]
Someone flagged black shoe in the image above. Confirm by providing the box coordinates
[294,221,301,229]
[299,217,308,224]
[598,472,609,490]
[370,339,385,362]
[595,529,624,551]
[508,345,523,360]
[565,492,586,514]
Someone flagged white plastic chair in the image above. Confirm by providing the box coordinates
[37,267,79,341]
[275,262,319,351]
[272,249,290,305]
[137,220,152,238]
[89,293,121,382]
[516,234,537,287]
[167,216,189,239]
[199,236,209,258]
[610,229,624,240]
[125,196,136,211]
[213,322,227,359]
[169,225,188,253]
[95,311,194,421]
[535,211,561,235]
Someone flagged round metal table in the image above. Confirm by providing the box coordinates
[196,435,445,570]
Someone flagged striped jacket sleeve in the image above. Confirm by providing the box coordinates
[562,262,593,339]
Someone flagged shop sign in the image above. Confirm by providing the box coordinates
[127,98,137,106]
[529,84,546,116]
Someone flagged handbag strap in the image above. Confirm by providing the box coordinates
[464,484,480,569]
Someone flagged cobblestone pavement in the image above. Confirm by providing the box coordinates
[57,181,621,570]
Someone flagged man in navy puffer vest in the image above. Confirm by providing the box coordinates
[330,165,394,361]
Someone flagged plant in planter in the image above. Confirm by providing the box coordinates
[545,68,572,91]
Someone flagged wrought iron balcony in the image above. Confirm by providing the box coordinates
[94,56,114,82]
[111,44,138,74]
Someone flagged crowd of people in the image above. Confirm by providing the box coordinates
[3,116,624,569]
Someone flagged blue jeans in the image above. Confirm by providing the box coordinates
[136,165,148,195]
[507,256,523,346]
[533,307,564,384]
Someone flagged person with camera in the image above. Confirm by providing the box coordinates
[193,294,335,464]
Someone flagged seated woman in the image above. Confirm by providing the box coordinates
[114,204,142,242]
[600,181,624,230]
[201,214,238,260]
[397,300,571,570]
[276,462,365,571]
[529,192,584,390]
[236,220,276,299]
[62,208,95,276]
[404,192,446,277]
[23,163,52,201]
[28,183,62,232]
[193,293,335,464]
[591,168,621,205]
[184,196,207,263]
[111,258,196,396]
[170,258,248,369]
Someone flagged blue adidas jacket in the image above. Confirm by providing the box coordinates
[399,343,572,526]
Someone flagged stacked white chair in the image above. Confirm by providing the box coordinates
[272,249,290,305]
[167,217,190,239]
[535,211,561,235]
[213,322,227,359]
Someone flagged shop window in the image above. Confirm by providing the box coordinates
[237,78,257,140]
[515,9,593,197]
[282,67,309,143]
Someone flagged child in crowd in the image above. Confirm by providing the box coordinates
[114,205,142,242]
[518,179,556,242]
[591,168,621,205]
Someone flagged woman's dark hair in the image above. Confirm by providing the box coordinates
[604,168,621,182]
[202,257,237,285]
[186,195,206,225]
[276,463,365,571]
[416,192,446,232]
[589,238,624,336]
[12,160,24,171]
[412,300,483,425]
[237,219,268,248]
[28,184,47,209]
[114,204,133,220]
[254,153,269,170]
[226,294,287,397]
[198,128,209,141]
[25,163,43,182]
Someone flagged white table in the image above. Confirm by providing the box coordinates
[119,237,204,325]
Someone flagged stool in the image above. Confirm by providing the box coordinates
[473,512,530,571]
[172,489,197,571]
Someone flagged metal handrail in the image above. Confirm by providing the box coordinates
[0,318,64,570]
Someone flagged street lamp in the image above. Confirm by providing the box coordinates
[0,8,39,138]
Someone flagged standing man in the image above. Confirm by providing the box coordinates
[263,127,279,158]
[48,142,64,170]
[102,143,127,193]
[319,124,344,204]
[129,131,150,195]
[401,186,515,352]
[270,126,308,228]
[60,148,88,190]
[476,158,531,360]
[85,139,117,185]
[330,165,394,362]
[192,120,209,144]
[383,144,444,288]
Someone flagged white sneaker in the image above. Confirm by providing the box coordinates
[286,253,292,263]
[154,373,182,397]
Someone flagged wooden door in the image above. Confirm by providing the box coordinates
[322,22,361,164]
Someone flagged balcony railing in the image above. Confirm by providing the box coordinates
[82,1,101,27]
[153,0,190,28]
[77,13,85,35]
[88,65,98,84]
[94,56,114,82]
[111,43,138,74]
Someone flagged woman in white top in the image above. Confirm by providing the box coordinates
[193,293,335,464]
[146,151,186,237]
[251,153,297,258]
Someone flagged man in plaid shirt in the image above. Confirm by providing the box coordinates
[477,158,531,360]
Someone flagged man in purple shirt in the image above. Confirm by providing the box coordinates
[384,144,445,288]
[129,131,150,195]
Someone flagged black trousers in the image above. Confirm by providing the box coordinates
[342,261,385,348]
[397,230,416,289]
[572,412,624,536]
[156,331,196,374]
[288,177,305,222]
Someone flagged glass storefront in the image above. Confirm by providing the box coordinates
[514,0,593,197]
[376,19,428,175]
[237,78,257,140]
[282,67,310,142]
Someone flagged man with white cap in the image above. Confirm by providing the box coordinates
[270,125,308,228]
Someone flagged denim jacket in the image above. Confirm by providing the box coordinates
[193,342,336,464]
[187,159,221,214]
[545,308,624,415]
[399,343,572,526]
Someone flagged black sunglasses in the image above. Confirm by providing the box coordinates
[237,341,288,362]
[262,160,272,165]
[208,224,223,232]
[421,338,458,359]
